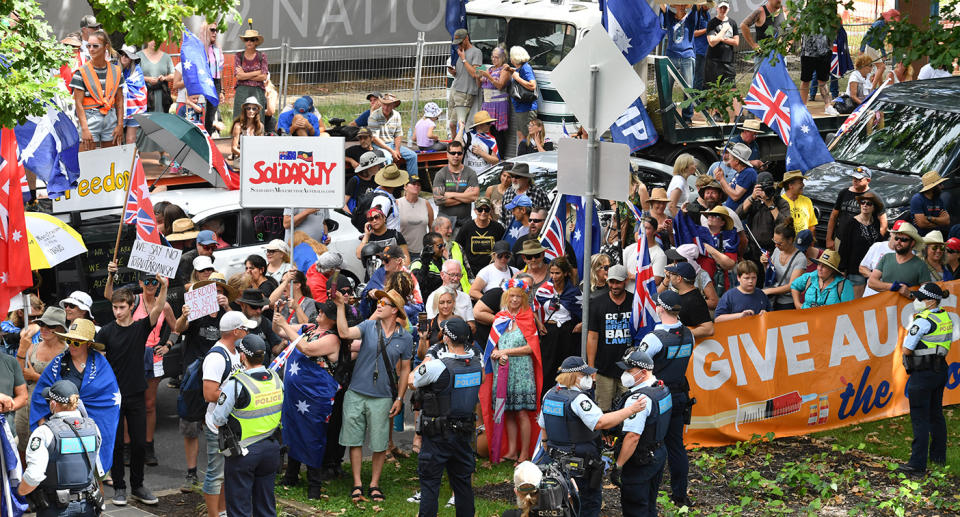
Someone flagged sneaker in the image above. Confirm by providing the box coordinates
[111,488,127,506]
[824,105,840,116]
[130,486,159,505]
[219,512,227,517]
[446,495,455,507]
[180,472,198,493]
[406,491,421,503]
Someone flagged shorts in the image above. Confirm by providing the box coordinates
[179,418,203,438]
[339,389,392,452]
[510,108,537,138]
[203,427,224,494]
[125,117,140,128]
[704,60,736,87]
[451,90,475,108]
[846,272,867,286]
[800,54,831,82]
[84,108,118,142]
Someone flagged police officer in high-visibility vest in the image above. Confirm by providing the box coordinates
[411,318,482,517]
[609,349,672,517]
[18,380,105,517]
[211,335,284,517]
[635,290,695,507]
[537,356,645,517]
[898,282,952,475]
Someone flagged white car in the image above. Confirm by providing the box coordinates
[151,188,363,283]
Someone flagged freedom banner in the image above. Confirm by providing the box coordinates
[686,281,960,447]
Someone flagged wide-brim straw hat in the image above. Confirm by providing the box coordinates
[704,206,734,231]
[779,170,805,187]
[517,239,547,255]
[648,188,669,203]
[192,272,238,302]
[166,218,199,242]
[470,110,497,128]
[375,164,408,188]
[854,191,884,212]
[741,119,763,133]
[889,220,924,250]
[240,25,264,45]
[373,289,407,321]
[379,93,401,107]
[55,319,105,352]
[813,249,843,274]
[919,171,947,193]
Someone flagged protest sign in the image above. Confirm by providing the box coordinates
[686,281,960,448]
[239,136,345,209]
[184,283,218,322]
[126,240,181,278]
[51,145,134,213]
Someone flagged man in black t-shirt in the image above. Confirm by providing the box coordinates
[95,277,168,506]
[704,2,739,88]
[456,198,505,275]
[356,207,409,265]
[345,128,385,169]
[234,289,282,357]
[665,262,715,339]
[586,265,633,411]
[344,151,383,215]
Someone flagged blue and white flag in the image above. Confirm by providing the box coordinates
[31,352,121,472]
[281,347,338,468]
[1,415,27,517]
[599,0,666,65]
[180,27,219,107]
[745,54,834,173]
[610,96,658,151]
[13,103,80,198]
[568,195,601,282]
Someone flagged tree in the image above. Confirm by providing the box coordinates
[87,0,239,47]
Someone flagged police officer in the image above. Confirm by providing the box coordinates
[211,335,284,517]
[18,380,104,517]
[538,356,645,517]
[610,349,672,517]
[898,282,952,475]
[635,290,694,507]
[411,318,481,517]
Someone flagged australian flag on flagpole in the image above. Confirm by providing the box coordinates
[599,0,665,65]
[568,195,601,282]
[745,53,834,173]
[13,102,80,198]
[445,0,467,66]
[180,27,219,107]
[281,347,338,468]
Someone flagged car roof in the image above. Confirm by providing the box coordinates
[151,188,242,220]
[879,77,960,113]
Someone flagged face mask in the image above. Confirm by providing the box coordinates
[913,299,927,313]
[578,376,593,391]
[620,371,636,389]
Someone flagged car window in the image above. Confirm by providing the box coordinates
[198,212,239,248]
[467,14,507,64]
[242,208,286,246]
[505,19,576,70]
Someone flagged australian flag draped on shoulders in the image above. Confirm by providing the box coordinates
[745,54,834,173]
[1,415,28,517]
[280,345,338,468]
[30,352,121,471]
[123,63,148,120]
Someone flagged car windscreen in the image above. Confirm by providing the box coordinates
[830,100,960,175]
[505,19,576,70]
[466,15,507,64]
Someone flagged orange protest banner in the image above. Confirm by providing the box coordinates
[685,281,960,448]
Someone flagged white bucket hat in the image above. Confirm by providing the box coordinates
[423,102,442,118]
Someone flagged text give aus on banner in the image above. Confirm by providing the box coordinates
[239,135,346,209]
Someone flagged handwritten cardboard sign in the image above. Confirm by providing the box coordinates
[126,240,182,278]
[184,283,218,321]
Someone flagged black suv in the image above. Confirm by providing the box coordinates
[803,77,960,239]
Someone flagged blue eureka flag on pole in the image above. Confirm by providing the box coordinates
[568,195,601,282]
[610,96,658,151]
[282,347,339,468]
[445,0,467,67]
[599,0,666,65]
[14,103,80,198]
[180,27,219,107]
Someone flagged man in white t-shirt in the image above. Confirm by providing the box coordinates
[917,63,954,80]
[425,260,476,325]
[200,311,253,517]
[624,217,667,293]
[859,233,897,297]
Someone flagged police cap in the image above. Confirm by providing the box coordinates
[237,334,267,356]
[42,380,79,404]
[616,348,654,371]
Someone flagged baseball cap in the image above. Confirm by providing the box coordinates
[60,291,93,314]
[366,92,382,102]
[197,230,217,246]
[318,251,343,271]
[80,14,101,29]
[504,194,533,211]
[192,255,215,272]
[452,28,469,44]
[440,318,471,344]
[514,461,542,491]
[666,262,696,282]
[219,311,257,332]
[265,239,290,255]
[657,290,683,312]
[357,127,372,137]
[42,380,79,404]
[946,237,960,252]
[476,197,493,209]
[493,241,512,255]
[717,1,730,8]
[382,245,405,261]
[795,229,814,252]
[607,264,628,282]
[851,166,872,180]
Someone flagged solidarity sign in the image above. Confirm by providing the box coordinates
[687,281,960,447]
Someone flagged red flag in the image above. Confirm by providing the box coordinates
[0,129,33,316]
[206,134,240,190]
[122,155,161,244]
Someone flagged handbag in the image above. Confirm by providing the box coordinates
[510,71,538,104]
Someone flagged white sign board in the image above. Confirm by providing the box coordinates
[239,136,345,209]
[50,145,134,213]
[127,240,182,278]
[184,283,218,321]
[556,139,632,202]
[551,24,647,131]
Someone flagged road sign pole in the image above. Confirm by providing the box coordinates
[581,64,599,360]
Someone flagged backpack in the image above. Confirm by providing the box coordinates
[177,346,232,422]
[351,189,382,232]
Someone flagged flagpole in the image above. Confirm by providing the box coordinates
[581,64,599,359]
[112,146,140,264]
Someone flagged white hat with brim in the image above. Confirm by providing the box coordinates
[728,143,753,166]
[355,152,385,173]
[59,291,92,314]
[890,221,924,250]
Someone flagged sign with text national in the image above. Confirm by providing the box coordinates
[686,282,960,448]
[239,136,345,209]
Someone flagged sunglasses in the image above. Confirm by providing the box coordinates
[859,200,874,206]
[529,218,545,224]
[377,299,395,308]
[929,245,944,251]
[367,215,382,222]
[496,253,511,259]
[199,268,215,273]
[202,244,217,250]
[245,106,260,111]
[894,236,913,243]
[265,249,279,254]
[65,338,88,348]
[87,44,102,49]
[209,28,219,33]
[143,279,159,286]
[62,302,78,309]
[447,151,464,156]
[524,252,544,259]
[476,206,491,213]
[600,264,612,270]
[243,38,257,42]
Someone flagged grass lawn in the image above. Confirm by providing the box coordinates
[812,403,960,476]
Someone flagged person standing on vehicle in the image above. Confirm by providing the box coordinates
[704,2,740,112]
[449,29,483,133]
[660,4,701,125]
[898,282,951,475]
[826,166,888,250]
[717,143,758,212]
[538,356,646,517]
[728,119,763,168]
[460,111,500,171]
[609,349,673,517]
[634,291,695,508]
[740,0,784,64]
[799,31,841,116]
[433,141,480,230]
[910,171,951,237]
[211,335,284,517]
[18,380,105,517]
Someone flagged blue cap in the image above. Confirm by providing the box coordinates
[504,194,533,211]
[293,95,314,114]
[558,356,598,375]
[665,262,695,282]
[197,230,217,246]
[796,229,814,252]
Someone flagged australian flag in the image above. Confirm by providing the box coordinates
[631,229,660,344]
[745,54,834,173]
[569,195,601,282]
[279,151,296,160]
[445,0,467,66]
[540,196,567,261]
[13,103,80,198]
[673,209,712,253]
[599,0,665,65]
[180,27,219,107]
[281,347,338,468]
[123,64,148,120]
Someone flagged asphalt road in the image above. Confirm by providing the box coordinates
[139,382,416,492]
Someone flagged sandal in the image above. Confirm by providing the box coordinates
[369,486,385,502]
[412,442,421,454]
[390,446,410,459]
[350,486,364,503]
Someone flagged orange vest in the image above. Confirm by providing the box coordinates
[79,61,121,115]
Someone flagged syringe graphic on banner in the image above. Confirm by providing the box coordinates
[688,391,817,430]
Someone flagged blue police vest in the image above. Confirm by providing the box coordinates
[615,382,671,468]
[421,356,482,419]
[41,416,99,492]
[542,387,601,458]
[650,325,694,391]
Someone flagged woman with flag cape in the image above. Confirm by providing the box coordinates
[29,320,121,472]
[480,279,542,463]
